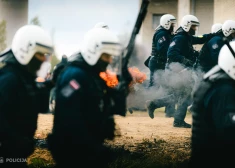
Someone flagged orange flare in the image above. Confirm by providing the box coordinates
[99,67,147,88]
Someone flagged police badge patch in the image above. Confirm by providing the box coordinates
[61,79,80,97]
[212,43,218,49]
[158,36,166,44]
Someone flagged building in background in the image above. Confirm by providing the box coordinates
[214,0,235,23]
[0,0,28,48]
[139,0,216,54]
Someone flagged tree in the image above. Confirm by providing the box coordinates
[0,20,7,52]
[30,16,41,26]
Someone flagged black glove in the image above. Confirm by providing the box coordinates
[182,58,194,67]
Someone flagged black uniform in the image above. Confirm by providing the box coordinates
[0,52,50,168]
[147,26,175,117]
[167,27,214,127]
[198,31,224,72]
[47,53,129,168]
[148,26,173,87]
[189,68,235,168]
[49,55,68,113]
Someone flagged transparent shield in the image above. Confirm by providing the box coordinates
[106,55,122,75]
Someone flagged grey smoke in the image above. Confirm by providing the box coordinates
[126,62,205,110]
[117,30,204,111]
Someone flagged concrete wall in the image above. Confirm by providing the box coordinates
[139,0,178,54]
[193,0,214,50]
[214,0,235,23]
[139,0,214,53]
[0,0,28,48]
[178,0,190,26]
[194,0,214,35]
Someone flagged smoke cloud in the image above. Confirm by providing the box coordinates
[126,62,205,111]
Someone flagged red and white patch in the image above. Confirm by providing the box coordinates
[69,79,80,90]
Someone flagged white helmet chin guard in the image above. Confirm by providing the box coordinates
[11,25,54,65]
[81,28,122,66]
[94,22,109,29]
[211,23,222,33]
[160,14,176,30]
[180,15,200,32]
[222,20,235,37]
[218,41,235,80]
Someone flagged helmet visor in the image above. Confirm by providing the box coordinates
[106,54,122,75]
[35,42,54,59]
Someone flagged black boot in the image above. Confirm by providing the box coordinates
[128,108,133,114]
[146,94,175,119]
[173,120,191,128]
[146,100,155,119]
[146,94,174,119]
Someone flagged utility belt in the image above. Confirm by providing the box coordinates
[152,54,166,63]
[144,54,166,68]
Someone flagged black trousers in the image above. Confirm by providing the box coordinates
[148,56,175,115]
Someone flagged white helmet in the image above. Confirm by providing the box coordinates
[94,22,109,29]
[218,41,235,80]
[180,15,200,32]
[11,25,53,65]
[211,23,222,33]
[222,20,235,37]
[160,14,176,30]
[81,28,122,65]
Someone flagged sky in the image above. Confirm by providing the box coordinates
[28,0,139,59]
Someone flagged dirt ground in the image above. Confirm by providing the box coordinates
[34,108,192,153]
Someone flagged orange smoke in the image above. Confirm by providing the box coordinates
[99,67,147,88]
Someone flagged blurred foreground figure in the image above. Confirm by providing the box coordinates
[0,25,54,168]
[189,41,235,168]
[49,54,68,113]
[47,28,132,168]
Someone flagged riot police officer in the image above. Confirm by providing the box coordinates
[47,28,132,168]
[189,41,235,168]
[146,14,177,118]
[198,20,235,73]
[167,14,215,128]
[0,25,54,168]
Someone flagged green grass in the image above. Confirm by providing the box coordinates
[28,137,190,168]
[28,158,54,168]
